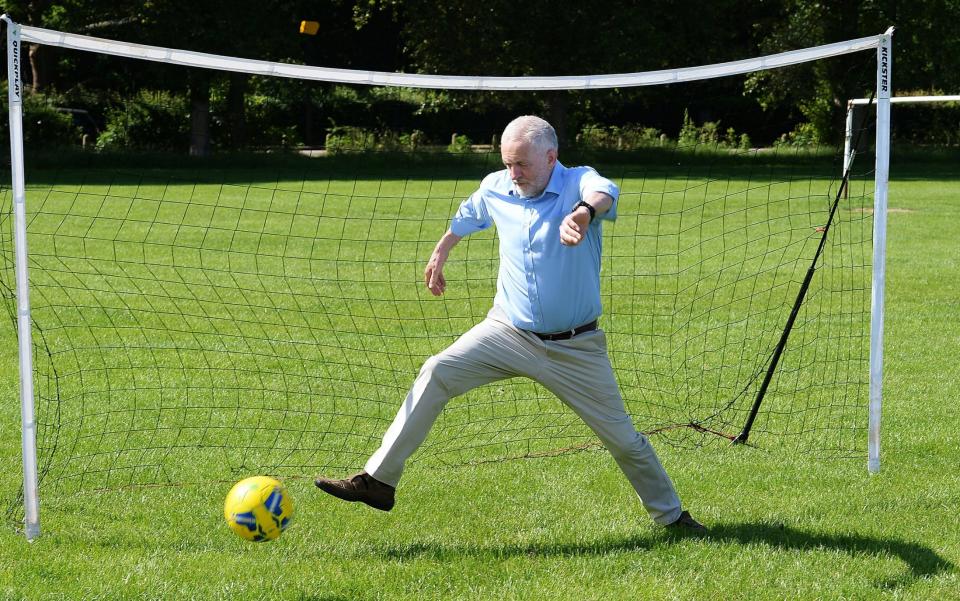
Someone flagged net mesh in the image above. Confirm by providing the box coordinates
[0,39,878,500]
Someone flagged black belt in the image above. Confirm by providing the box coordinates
[530,320,598,341]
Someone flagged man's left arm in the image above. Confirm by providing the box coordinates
[559,191,614,247]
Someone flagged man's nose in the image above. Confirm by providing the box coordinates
[509,166,523,180]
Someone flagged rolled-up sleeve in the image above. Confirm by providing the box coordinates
[579,168,619,221]
[450,191,492,237]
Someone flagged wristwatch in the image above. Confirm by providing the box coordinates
[572,200,596,223]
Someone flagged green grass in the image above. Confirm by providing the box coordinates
[0,156,957,600]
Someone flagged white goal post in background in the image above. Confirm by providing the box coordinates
[3,14,893,540]
[844,94,960,176]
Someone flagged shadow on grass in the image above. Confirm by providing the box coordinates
[375,521,954,589]
[700,522,955,589]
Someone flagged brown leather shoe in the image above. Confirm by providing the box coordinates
[314,472,395,511]
[666,510,708,533]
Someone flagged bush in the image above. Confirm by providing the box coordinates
[0,88,82,149]
[325,126,374,152]
[95,90,189,152]
[577,125,665,150]
[325,126,424,153]
[774,122,821,149]
[236,92,300,148]
[446,134,472,153]
[209,76,305,149]
[678,110,751,150]
[578,114,750,153]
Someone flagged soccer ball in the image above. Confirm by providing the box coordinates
[223,476,294,542]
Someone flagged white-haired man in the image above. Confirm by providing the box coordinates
[316,115,706,532]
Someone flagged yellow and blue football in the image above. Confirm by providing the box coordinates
[223,476,294,542]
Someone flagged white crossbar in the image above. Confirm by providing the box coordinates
[18,24,885,90]
[851,95,960,105]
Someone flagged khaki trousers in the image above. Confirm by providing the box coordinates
[364,306,683,524]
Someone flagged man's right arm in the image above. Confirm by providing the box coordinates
[433,182,494,295]
[424,229,463,296]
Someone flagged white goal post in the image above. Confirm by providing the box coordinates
[844,94,960,175]
[2,14,894,540]
[845,92,960,474]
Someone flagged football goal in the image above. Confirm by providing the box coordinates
[2,15,893,540]
[845,93,960,175]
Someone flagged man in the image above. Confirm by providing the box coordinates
[316,115,706,532]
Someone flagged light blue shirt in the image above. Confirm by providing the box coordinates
[450,161,619,333]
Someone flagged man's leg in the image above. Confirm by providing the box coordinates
[363,312,539,487]
[538,329,683,525]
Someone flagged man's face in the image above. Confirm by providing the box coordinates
[501,139,557,198]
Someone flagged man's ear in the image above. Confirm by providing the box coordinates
[547,148,558,166]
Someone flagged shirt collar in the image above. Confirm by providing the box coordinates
[511,160,566,200]
[543,160,566,196]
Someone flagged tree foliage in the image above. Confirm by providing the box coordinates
[747,0,960,142]
[1,0,957,152]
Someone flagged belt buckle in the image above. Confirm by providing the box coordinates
[567,328,576,339]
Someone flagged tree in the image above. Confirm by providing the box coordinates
[1,0,147,92]
[748,0,960,142]
[132,0,304,154]
[352,0,769,142]
[5,0,312,154]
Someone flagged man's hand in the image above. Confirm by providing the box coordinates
[559,207,591,246]
[559,192,613,246]
[424,250,448,296]
[424,229,462,296]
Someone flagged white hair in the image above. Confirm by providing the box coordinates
[501,115,558,153]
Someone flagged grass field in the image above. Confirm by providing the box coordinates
[0,154,957,600]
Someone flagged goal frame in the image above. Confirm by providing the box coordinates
[846,93,960,474]
[844,93,960,176]
[2,14,893,539]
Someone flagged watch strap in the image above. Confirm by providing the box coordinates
[573,200,596,223]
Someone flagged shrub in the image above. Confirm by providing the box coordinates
[239,93,300,148]
[325,126,375,152]
[774,122,821,149]
[679,110,751,151]
[325,126,425,153]
[95,90,189,152]
[446,134,472,153]
[577,125,664,150]
[725,127,752,151]
[0,88,82,149]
